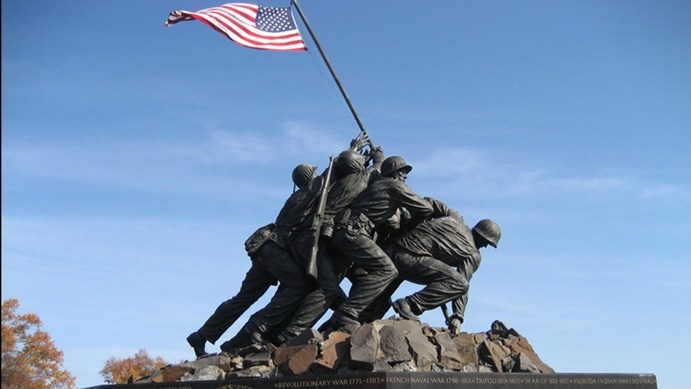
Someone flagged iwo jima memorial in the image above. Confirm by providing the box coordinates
[85,2,656,388]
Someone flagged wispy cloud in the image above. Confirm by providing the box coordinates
[411,146,689,203]
[548,177,627,191]
[1,121,352,201]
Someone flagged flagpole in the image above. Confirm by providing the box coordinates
[290,0,375,149]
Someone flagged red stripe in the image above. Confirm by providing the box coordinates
[218,4,257,23]
[204,8,299,40]
[199,13,303,49]
[197,10,304,49]
[168,3,306,51]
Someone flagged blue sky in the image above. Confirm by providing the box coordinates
[2,1,690,388]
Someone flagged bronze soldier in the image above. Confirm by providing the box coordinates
[186,163,323,357]
[324,155,434,333]
[274,141,384,344]
[371,206,501,333]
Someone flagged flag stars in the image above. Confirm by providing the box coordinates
[256,6,297,32]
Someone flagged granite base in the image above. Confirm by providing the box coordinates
[82,372,657,389]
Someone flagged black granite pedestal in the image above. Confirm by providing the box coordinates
[83,372,657,389]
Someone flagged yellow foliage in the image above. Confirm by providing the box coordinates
[1,298,76,389]
[99,349,169,384]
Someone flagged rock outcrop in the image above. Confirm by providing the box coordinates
[136,319,553,384]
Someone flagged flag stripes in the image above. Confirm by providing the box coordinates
[166,3,306,51]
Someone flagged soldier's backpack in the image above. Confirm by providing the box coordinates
[244,223,275,257]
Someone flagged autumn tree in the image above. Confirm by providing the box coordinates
[99,348,169,384]
[1,298,76,389]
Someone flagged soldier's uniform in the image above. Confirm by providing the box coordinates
[187,167,324,355]
[327,174,433,332]
[365,207,500,332]
[385,215,481,317]
[276,148,383,343]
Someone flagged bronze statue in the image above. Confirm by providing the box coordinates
[364,199,501,334]
[186,138,503,356]
[322,155,434,334]
[186,163,325,357]
[273,139,384,344]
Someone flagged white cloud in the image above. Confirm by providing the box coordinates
[548,177,627,191]
[408,146,689,204]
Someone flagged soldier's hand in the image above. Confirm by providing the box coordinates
[350,133,370,151]
[370,146,384,163]
[398,207,412,227]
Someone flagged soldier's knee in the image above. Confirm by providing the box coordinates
[317,277,342,298]
[322,284,341,298]
[385,265,398,280]
[450,273,469,291]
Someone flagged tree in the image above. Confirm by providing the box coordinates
[99,349,169,384]
[1,298,76,389]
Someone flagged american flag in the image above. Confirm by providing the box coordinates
[166,3,307,51]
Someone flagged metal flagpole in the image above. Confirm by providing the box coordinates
[290,0,375,149]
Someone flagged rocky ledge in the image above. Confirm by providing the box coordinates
[136,319,553,384]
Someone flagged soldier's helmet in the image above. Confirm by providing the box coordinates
[381,156,412,178]
[292,164,317,189]
[472,219,502,248]
[335,149,366,176]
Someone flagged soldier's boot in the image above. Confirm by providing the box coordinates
[447,317,462,335]
[220,323,270,354]
[392,298,420,322]
[186,332,209,358]
[326,311,361,335]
